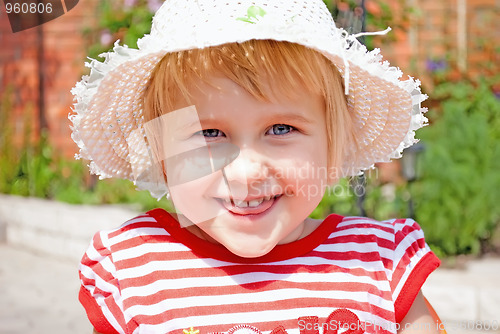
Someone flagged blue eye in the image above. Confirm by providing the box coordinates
[268,124,294,135]
[201,129,224,138]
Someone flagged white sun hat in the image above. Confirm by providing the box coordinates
[70,0,428,199]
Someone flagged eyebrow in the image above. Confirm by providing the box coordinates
[181,110,315,129]
[190,112,313,128]
[264,112,314,125]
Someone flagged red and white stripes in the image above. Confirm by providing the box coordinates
[79,209,440,334]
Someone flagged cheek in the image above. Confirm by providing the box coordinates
[296,165,329,202]
[272,156,329,202]
[295,139,330,199]
[168,173,224,225]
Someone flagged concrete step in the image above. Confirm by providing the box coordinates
[0,194,139,262]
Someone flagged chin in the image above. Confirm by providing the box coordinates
[226,241,276,258]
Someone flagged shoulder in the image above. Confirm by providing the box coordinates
[329,216,432,265]
[95,209,170,242]
[78,209,181,333]
[336,216,426,242]
[82,209,176,264]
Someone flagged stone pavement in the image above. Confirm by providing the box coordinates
[0,194,499,334]
[0,244,88,334]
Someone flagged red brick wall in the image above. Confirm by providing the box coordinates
[379,0,499,88]
[0,0,96,157]
[0,8,40,142]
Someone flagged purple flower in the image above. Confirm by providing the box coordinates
[147,0,162,12]
[124,0,136,9]
[100,29,113,45]
[426,59,447,72]
[124,0,137,9]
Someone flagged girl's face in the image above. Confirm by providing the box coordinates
[159,75,332,258]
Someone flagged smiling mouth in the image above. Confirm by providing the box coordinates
[217,195,282,215]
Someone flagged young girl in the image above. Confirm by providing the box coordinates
[71,1,441,333]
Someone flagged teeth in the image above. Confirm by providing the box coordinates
[222,195,280,208]
[234,200,248,208]
[248,198,264,207]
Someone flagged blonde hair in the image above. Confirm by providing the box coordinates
[144,39,353,175]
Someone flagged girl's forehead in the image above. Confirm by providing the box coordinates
[173,74,324,116]
[179,72,322,107]
[145,41,341,122]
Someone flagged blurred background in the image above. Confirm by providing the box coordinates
[0,0,499,333]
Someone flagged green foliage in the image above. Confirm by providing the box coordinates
[311,178,357,219]
[362,183,408,221]
[0,87,171,212]
[85,0,154,60]
[312,174,409,222]
[328,0,410,50]
[0,88,55,198]
[413,79,500,256]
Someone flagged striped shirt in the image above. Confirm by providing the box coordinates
[79,208,440,334]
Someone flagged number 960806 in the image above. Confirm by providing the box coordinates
[5,1,53,14]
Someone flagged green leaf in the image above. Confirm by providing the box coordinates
[247,5,267,19]
[236,17,256,24]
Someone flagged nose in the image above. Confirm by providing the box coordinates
[222,147,269,186]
